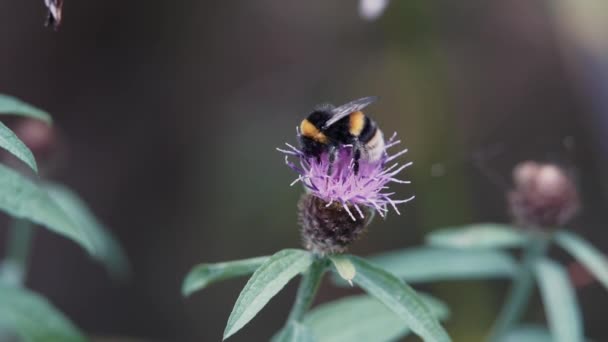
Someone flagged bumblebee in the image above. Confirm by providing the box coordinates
[299,96,385,174]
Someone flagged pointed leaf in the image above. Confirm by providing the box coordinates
[345,255,451,342]
[0,164,94,253]
[304,293,449,342]
[534,258,583,342]
[0,285,86,342]
[427,224,527,249]
[0,121,38,172]
[43,183,129,277]
[224,249,312,340]
[0,94,52,123]
[329,255,356,286]
[272,321,315,342]
[183,256,269,296]
[368,247,518,283]
[555,230,608,291]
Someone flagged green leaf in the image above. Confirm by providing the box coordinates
[43,183,129,277]
[367,247,517,283]
[272,321,315,342]
[345,255,451,342]
[0,219,35,286]
[488,238,550,342]
[502,325,552,342]
[0,94,52,123]
[329,255,355,286]
[182,256,269,296]
[555,230,608,291]
[304,293,449,342]
[0,121,38,173]
[0,164,94,253]
[224,249,313,340]
[0,285,86,342]
[534,258,583,342]
[427,223,528,249]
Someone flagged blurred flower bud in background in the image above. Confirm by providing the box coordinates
[508,161,580,230]
[6,119,65,176]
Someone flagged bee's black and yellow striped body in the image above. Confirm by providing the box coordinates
[299,97,385,173]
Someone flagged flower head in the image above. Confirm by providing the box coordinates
[508,161,580,229]
[278,132,413,254]
[279,132,413,220]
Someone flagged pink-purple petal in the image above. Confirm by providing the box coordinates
[280,134,413,219]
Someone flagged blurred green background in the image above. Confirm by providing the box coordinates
[1,0,607,341]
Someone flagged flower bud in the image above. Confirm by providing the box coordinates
[8,118,65,176]
[508,161,580,229]
[298,194,371,255]
[13,119,57,160]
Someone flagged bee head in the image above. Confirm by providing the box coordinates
[299,108,333,144]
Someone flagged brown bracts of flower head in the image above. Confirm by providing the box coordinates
[44,0,64,29]
[508,161,580,230]
[298,194,372,255]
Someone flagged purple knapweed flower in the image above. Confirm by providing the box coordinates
[279,132,413,220]
[278,132,413,254]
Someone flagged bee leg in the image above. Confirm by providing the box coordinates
[353,142,362,175]
[327,145,337,175]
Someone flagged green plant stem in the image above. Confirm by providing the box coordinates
[1,219,34,286]
[287,256,326,323]
[487,235,550,342]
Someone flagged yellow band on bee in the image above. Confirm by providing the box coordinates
[349,111,365,136]
[300,119,328,143]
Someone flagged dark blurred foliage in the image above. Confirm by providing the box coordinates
[0,1,607,341]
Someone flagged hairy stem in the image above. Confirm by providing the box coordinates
[287,256,327,323]
[1,219,34,286]
[487,235,550,341]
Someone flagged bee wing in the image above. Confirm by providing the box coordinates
[322,96,378,129]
